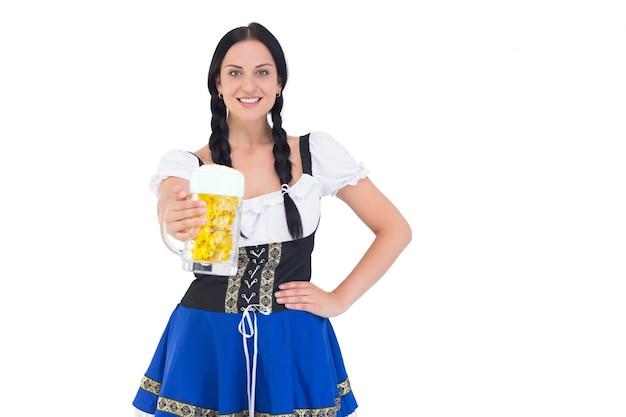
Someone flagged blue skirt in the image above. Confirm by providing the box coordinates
[132,304,358,416]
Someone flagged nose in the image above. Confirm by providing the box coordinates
[240,74,256,93]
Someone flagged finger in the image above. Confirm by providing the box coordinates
[167,215,206,237]
[275,292,313,305]
[165,202,207,223]
[277,281,309,290]
[274,287,310,301]
[173,199,206,212]
[172,227,201,241]
[180,204,208,220]
[182,216,208,232]
[283,302,315,313]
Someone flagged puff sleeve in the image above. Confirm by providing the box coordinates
[148,150,200,196]
[308,131,369,197]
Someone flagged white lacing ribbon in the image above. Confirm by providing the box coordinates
[238,304,271,417]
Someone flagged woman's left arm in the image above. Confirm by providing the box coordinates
[275,177,412,317]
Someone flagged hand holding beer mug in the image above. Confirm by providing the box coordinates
[161,164,244,276]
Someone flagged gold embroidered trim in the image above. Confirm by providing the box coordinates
[141,375,353,417]
[259,243,281,308]
[157,395,340,417]
[139,375,161,396]
[226,248,248,313]
[338,377,352,396]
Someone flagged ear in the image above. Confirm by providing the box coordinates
[215,75,222,94]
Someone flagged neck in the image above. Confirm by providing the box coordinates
[227,118,274,146]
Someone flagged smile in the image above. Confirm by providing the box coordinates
[238,98,261,103]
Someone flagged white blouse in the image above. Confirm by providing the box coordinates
[149,131,369,247]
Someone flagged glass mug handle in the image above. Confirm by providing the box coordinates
[160,219,183,256]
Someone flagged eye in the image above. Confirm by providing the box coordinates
[228,70,242,77]
[257,69,270,76]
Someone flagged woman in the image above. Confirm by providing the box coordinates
[133,22,411,417]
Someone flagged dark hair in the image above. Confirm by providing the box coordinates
[207,22,303,240]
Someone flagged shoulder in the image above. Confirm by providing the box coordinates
[308,131,349,151]
[154,148,206,177]
[158,149,198,164]
[149,149,200,195]
[308,131,355,162]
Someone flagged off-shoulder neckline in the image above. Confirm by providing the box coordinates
[242,174,318,213]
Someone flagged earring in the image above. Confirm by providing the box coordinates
[276,92,281,98]
[218,93,223,99]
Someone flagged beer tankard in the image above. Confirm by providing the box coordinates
[161,164,245,276]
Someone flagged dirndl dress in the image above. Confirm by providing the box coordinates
[133,132,367,417]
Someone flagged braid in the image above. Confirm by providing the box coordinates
[271,96,303,240]
[209,95,232,166]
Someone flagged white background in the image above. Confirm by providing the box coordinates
[1,1,625,416]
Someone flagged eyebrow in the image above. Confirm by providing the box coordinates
[223,63,274,69]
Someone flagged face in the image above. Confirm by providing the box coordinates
[216,40,282,123]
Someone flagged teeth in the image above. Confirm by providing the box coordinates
[239,98,260,103]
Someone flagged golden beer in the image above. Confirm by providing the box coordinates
[190,194,240,263]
